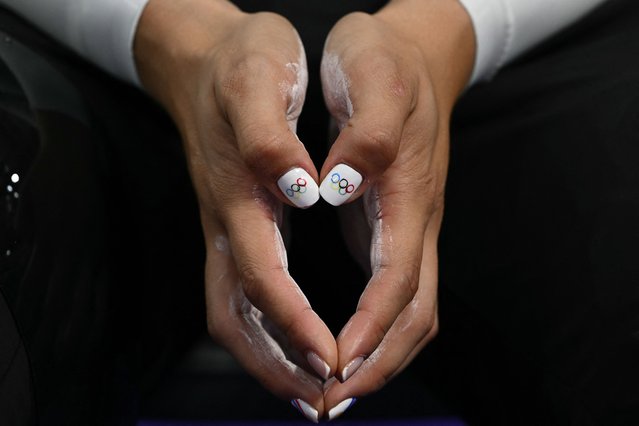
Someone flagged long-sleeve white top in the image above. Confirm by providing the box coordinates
[0,0,609,87]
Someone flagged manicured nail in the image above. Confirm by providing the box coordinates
[307,351,331,380]
[277,167,319,208]
[341,356,364,382]
[319,164,363,206]
[328,397,357,421]
[291,399,319,423]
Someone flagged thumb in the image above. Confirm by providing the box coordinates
[222,50,319,209]
[319,51,414,206]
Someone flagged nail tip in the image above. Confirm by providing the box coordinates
[341,356,365,382]
[319,164,362,206]
[278,168,319,208]
[291,398,319,423]
[319,187,345,206]
[306,351,331,380]
[328,397,357,421]
[293,189,320,208]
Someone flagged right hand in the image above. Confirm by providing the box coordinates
[133,0,336,420]
[316,0,475,418]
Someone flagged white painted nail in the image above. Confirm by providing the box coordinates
[306,351,331,380]
[319,164,363,206]
[277,167,319,208]
[291,399,319,423]
[328,397,357,421]
[341,356,364,382]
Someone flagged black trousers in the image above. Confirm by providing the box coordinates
[1,0,638,424]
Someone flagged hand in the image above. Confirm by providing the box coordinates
[134,0,336,420]
[318,0,475,418]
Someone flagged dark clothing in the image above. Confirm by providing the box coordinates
[432,1,639,424]
[1,0,638,424]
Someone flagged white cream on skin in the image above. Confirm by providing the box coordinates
[273,220,312,307]
[273,221,288,269]
[214,235,230,254]
[252,184,283,225]
[280,35,308,134]
[364,187,393,275]
[320,51,353,129]
[218,191,314,382]
[225,286,320,390]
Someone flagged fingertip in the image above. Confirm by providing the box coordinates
[323,379,359,421]
[277,167,320,208]
[319,163,363,206]
[327,397,357,421]
[291,399,320,423]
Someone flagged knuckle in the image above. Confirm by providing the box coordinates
[403,305,438,340]
[353,53,410,97]
[358,307,389,343]
[394,262,420,301]
[377,61,409,99]
[281,305,314,343]
[241,132,284,176]
[419,172,446,215]
[219,54,281,102]
[426,186,446,217]
[367,366,393,393]
[355,127,399,169]
[237,262,265,303]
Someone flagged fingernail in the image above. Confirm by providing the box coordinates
[291,399,319,423]
[277,167,320,208]
[341,356,364,382]
[306,351,331,380]
[319,164,363,206]
[328,397,357,421]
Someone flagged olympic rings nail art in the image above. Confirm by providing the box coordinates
[285,177,309,198]
[320,164,362,206]
[277,168,319,208]
[329,172,356,195]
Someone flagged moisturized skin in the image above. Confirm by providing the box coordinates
[320,51,353,128]
[281,37,308,133]
[316,0,476,411]
[364,187,389,275]
[134,0,336,418]
[134,0,475,420]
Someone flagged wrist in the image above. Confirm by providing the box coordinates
[375,0,476,110]
[133,0,244,112]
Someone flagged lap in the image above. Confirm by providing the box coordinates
[430,0,639,424]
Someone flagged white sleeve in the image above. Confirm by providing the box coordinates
[0,0,150,86]
[458,0,609,85]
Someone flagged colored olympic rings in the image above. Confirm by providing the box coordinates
[329,172,355,195]
[286,177,307,198]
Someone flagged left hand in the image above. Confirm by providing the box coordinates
[318,0,475,418]
[134,2,336,420]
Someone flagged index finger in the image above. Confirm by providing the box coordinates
[335,185,430,381]
[203,216,326,423]
[219,187,338,382]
